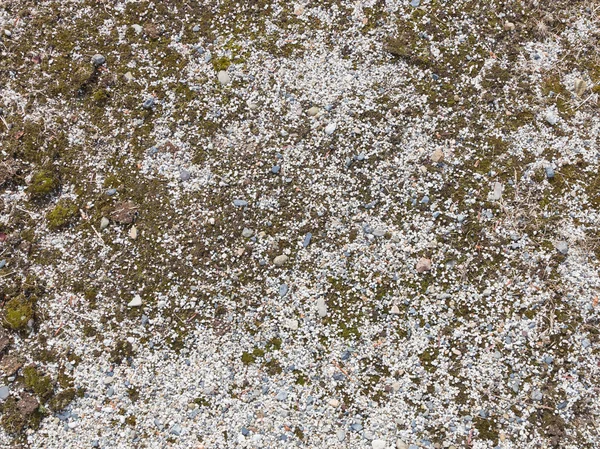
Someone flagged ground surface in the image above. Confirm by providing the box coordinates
[0,0,600,448]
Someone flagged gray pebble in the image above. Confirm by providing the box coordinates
[91,54,106,66]
[271,165,280,174]
[0,260,6,269]
[170,424,182,436]
[545,166,555,179]
[242,228,253,238]
[0,386,9,400]
[279,284,289,297]
[555,241,568,255]
[275,390,288,401]
[142,98,155,110]
[410,0,420,6]
[420,195,429,204]
[545,111,558,126]
[241,427,250,436]
[582,338,591,348]
[543,356,554,364]
[337,429,346,441]
[106,387,114,397]
[106,188,117,196]
[217,71,231,85]
[180,169,191,181]
[233,199,248,207]
[557,401,568,410]
[192,25,200,32]
[531,390,543,401]
[303,232,312,247]
[141,315,149,326]
[273,254,288,266]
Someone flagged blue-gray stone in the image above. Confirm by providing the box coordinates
[170,424,182,436]
[180,169,191,181]
[192,25,200,32]
[0,260,5,269]
[141,315,149,326]
[356,153,365,161]
[106,387,114,397]
[241,427,250,436]
[303,232,312,248]
[106,188,117,196]
[582,338,591,348]
[457,214,466,223]
[421,195,429,204]
[142,98,155,110]
[545,166,555,179]
[557,401,568,410]
[410,0,420,6]
[432,73,439,80]
[233,199,248,207]
[432,211,440,219]
[91,440,99,448]
[271,165,280,174]
[148,146,158,155]
[0,386,9,400]
[276,390,288,401]
[351,423,363,431]
[187,409,199,419]
[340,350,351,361]
[204,51,212,62]
[278,434,288,441]
[333,372,345,381]
[279,284,288,297]
[91,54,106,66]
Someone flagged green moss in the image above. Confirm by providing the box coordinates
[241,352,255,365]
[23,366,53,400]
[48,388,76,412]
[110,340,134,365]
[46,199,79,230]
[474,417,499,444]
[263,358,282,376]
[212,56,232,72]
[3,296,34,330]
[419,347,439,373]
[27,170,60,201]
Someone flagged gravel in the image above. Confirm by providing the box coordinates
[0,1,598,448]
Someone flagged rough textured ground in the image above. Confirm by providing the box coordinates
[1,0,599,448]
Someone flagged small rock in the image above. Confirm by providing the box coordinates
[431,149,444,163]
[106,188,117,196]
[3,29,12,38]
[531,390,543,401]
[242,228,253,238]
[390,305,400,314]
[0,386,9,400]
[372,440,387,449]
[91,54,106,66]
[545,111,558,126]
[233,199,248,207]
[279,284,289,297]
[0,260,6,269]
[329,398,340,407]
[100,217,110,230]
[132,24,143,34]
[504,21,515,31]
[489,182,503,201]
[180,169,191,181]
[325,123,337,135]
[142,97,155,110]
[286,319,299,330]
[316,298,328,317]
[337,429,346,442]
[271,165,280,174]
[129,225,138,240]
[106,386,114,397]
[170,424,182,436]
[574,79,587,97]
[217,71,231,85]
[582,338,591,348]
[128,295,142,307]
[555,241,568,255]
[307,106,320,117]
[396,440,408,449]
[192,25,200,32]
[275,390,288,401]
[303,232,312,247]
[416,257,432,273]
[241,427,250,436]
[545,166,555,179]
[273,255,288,266]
